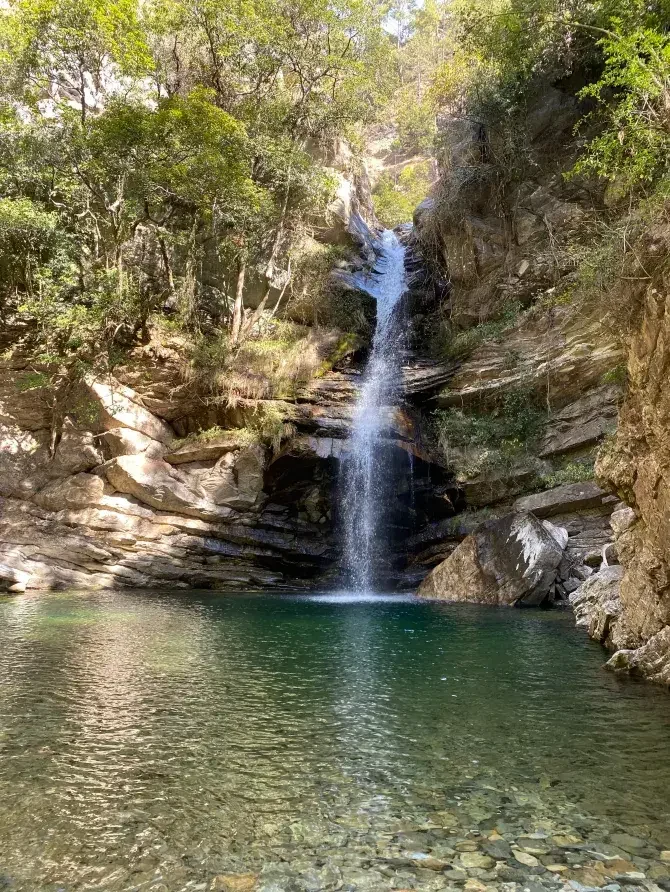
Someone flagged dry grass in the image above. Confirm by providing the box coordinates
[172,319,351,406]
[222,322,347,403]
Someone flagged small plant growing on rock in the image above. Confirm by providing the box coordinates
[601,364,628,387]
[432,386,546,477]
[539,460,596,489]
[442,302,522,361]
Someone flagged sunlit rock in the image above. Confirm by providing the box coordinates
[34,472,105,512]
[569,565,625,647]
[51,417,102,475]
[104,454,233,522]
[85,375,175,444]
[101,426,167,459]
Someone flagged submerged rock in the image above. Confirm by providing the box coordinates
[211,874,258,892]
[416,512,567,607]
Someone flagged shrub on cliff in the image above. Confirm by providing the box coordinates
[573,24,670,195]
[431,0,670,199]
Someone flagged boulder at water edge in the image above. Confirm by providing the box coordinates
[417,511,568,606]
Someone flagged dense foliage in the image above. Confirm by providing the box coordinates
[3,0,670,383]
[0,0,392,372]
[429,0,670,191]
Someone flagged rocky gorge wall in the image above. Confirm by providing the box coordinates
[593,229,670,686]
[409,85,670,687]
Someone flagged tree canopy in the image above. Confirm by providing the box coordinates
[2,0,670,373]
[0,0,393,367]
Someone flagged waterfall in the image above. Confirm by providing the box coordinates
[341,229,408,592]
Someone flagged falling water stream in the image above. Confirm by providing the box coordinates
[341,229,408,592]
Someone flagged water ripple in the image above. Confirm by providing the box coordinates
[1,592,670,891]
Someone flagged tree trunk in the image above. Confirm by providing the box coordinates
[237,166,293,344]
[231,257,246,344]
[158,235,176,295]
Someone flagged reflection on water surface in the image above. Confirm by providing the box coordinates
[1,590,670,892]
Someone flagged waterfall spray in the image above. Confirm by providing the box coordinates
[340,229,407,592]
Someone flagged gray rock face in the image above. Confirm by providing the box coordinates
[514,481,610,518]
[607,627,670,686]
[569,565,624,646]
[401,359,455,398]
[540,385,620,458]
[417,512,567,607]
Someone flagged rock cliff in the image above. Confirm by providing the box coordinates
[593,228,670,685]
[410,84,670,687]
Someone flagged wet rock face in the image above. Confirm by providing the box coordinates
[417,512,567,607]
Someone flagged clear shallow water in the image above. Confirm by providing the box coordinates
[1,591,670,892]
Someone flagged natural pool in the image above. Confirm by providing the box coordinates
[1,591,670,892]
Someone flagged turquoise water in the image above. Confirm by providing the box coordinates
[1,590,670,892]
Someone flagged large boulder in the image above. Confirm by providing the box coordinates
[85,376,174,445]
[169,446,267,510]
[417,512,567,606]
[51,417,103,475]
[104,455,234,522]
[34,473,105,512]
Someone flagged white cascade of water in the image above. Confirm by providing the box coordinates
[340,229,408,593]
